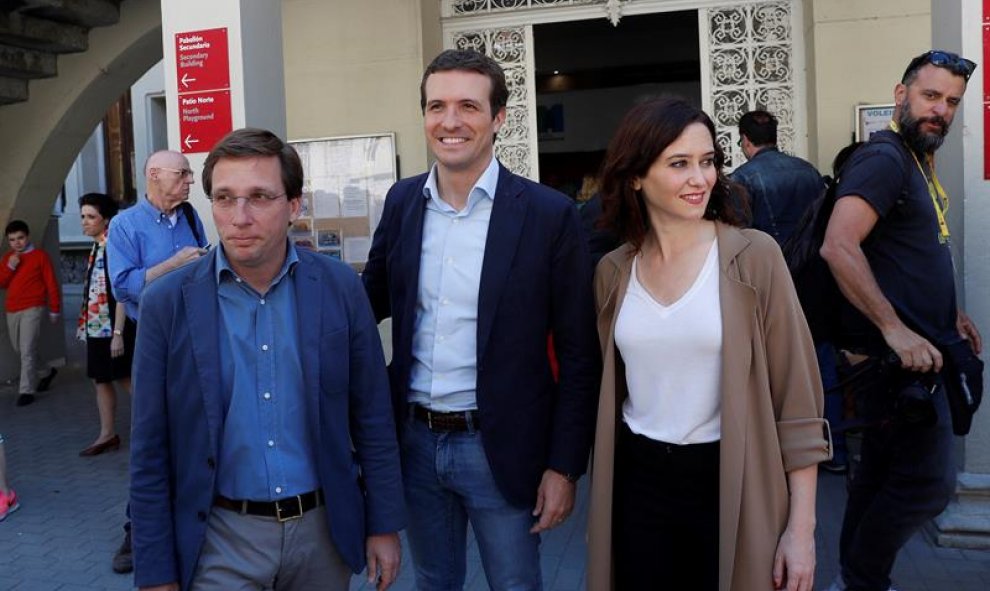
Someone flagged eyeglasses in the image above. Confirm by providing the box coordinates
[156,167,195,178]
[209,192,287,209]
[902,50,977,83]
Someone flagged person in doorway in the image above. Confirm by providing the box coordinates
[129,128,405,591]
[76,193,132,457]
[586,96,829,591]
[0,219,61,407]
[106,150,209,574]
[363,49,600,590]
[820,50,981,591]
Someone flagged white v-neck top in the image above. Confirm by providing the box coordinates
[615,241,723,444]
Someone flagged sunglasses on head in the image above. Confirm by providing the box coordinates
[902,50,977,83]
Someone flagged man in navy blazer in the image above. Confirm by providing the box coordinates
[363,50,600,590]
[130,128,405,591]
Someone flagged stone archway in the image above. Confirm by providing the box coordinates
[0,0,162,235]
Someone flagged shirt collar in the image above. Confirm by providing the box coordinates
[20,243,35,254]
[215,239,300,290]
[422,156,500,203]
[140,195,180,224]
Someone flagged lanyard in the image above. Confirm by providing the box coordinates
[888,121,950,242]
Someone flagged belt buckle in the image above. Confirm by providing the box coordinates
[275,495,304,522]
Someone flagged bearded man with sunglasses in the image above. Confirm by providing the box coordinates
[821,50,982,591]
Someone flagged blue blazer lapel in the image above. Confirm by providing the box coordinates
[477,166,527,361]
[181,256,223,454]
[294,259,322,439]
[397,179,428,368]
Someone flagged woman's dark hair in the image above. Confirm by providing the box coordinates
[78,192,119,221]
[599,97,744,252]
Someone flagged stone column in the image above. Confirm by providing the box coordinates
[160,0,287,245]
[931,0,990,549]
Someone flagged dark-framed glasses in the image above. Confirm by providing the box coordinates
[209,192,287,210]
[903,50,977,82]
[156,166,195,178]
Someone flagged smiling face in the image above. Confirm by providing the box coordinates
[211,156,300,279]
[79,205,108,238]
[423,69,506,178]
[633,122,717,227]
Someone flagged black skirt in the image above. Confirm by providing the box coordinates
[85,317,135,383]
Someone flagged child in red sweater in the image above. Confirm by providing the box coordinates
[0,220,60,406]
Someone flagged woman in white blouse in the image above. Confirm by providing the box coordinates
[585,97,830,591]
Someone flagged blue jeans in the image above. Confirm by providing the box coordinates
[400,414,542,591]
[818,342,848,465]
[838,383,955,591]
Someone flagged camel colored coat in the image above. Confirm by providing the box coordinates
[586,223,831,591]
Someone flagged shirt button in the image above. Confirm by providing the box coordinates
[275,486,282,494]
[263,392,271,400]
[260,299,266,305]
[439,335,446,342]
[453,218,460,224]
[235,278,242,283]
[441,298,449,305]
[446,257,453,264]
[262,344,269,351]
[267,440,275,447]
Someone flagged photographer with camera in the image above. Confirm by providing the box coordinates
[820,50,982,591]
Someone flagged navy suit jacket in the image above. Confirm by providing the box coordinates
[130,248,405,590]
[363,163,601,508]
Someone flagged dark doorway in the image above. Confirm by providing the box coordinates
[534,11,701,200]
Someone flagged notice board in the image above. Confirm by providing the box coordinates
[289,133,397,272]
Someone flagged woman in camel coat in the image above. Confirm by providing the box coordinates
[585,98,831,591]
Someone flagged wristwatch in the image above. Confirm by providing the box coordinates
[113,329,123,336]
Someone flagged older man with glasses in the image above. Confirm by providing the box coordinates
[821,50,981,591]
[105,149,210,574]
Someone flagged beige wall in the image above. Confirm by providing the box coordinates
[281,0,434,177]
[805,0,931,170]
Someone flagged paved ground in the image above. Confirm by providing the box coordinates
[0,289,987,590]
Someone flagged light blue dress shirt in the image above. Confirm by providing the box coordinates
[107,197,207,320]
[409,156,499,412]
[214,242,319,501]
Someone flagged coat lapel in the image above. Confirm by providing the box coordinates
[181,256,224,456]
[398,178,428,369]
[715,223,756,590]
[477,166,526,362]
[293,258,322,441]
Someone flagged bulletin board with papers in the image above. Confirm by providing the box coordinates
[289,133,397,272]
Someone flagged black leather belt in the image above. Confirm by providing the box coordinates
[412,404,480,432]
[214,489,323,522]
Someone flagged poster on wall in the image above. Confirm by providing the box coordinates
[290,133,398,272]
[854,104,895,142]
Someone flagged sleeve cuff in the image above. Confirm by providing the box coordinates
[777,417,832,472]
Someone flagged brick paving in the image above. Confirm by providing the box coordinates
[0,289,987,590]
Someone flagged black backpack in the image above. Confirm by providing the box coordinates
[781,131,910,345]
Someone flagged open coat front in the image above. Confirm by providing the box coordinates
[585,223,831,591]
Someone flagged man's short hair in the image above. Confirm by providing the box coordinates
[901,50,977,85]
[202,128,304,199]
[4,219,28,236]
[78,192,119,221]
[738,110,778,147]
[419,49,509,116]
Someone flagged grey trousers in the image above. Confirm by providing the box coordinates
[6,306,45,394]
[191,505,352,591]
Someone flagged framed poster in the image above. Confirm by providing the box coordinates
[290,133,398,271]
[855,104,895,142]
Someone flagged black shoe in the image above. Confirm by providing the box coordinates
[112,531,133,574]
[15,394,35,407]
[36,368,57,392]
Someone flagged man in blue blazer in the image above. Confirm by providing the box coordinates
[130,128,405,591]
[363,50,600,590]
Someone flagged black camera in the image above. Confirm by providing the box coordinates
[892,379,938,427]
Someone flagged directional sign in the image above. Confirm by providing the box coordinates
[177,90,233,156]
[175,28,229,95]
[175,27,232,154]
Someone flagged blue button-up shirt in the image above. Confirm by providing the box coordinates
[214,242,318,501]
[409,156,499,412]
[107,197,207,320]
